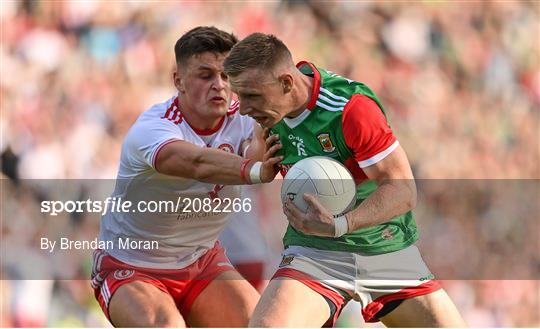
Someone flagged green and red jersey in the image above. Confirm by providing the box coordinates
[271,61,418,255]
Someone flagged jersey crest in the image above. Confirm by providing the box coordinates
[317,133,335,153]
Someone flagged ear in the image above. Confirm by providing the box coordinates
[279,73,293,94]
[173,68,185,93]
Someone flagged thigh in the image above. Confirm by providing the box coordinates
[249,278,331,327]
[379,289,466,327]
[187,270,259,328]
[354,246,465,326]
[109,280,185,327]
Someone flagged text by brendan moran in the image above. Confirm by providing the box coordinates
[40,237,159,253]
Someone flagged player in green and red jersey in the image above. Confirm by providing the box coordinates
[224,33,466,327]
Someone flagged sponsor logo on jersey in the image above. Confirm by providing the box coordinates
[279,255,294,267]
[218,143,234,153]
[289,134,307,156]
[113,269,135,280]
[317,133,335,153]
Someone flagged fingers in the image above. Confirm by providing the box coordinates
[303,193,317,204]
[260,155,284,182]
[266,155,284,166]
[303,193,323,212]
[283,201,302,231]
[265,134,280,149]
[285,199,303,218]
[263,143,282,161]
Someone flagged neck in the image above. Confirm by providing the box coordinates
[286,72,313,118]
[177,98,223,133]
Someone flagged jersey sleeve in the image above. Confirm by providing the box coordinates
[123,115,184,171]
[342,94,399,168]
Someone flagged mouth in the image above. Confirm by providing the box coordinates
[210,96,226,104]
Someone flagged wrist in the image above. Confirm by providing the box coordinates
[240,159,252,184]
[240,159,262,184]
[249,161,262,184]
[333,214,349,238]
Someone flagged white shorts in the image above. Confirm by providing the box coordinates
[272,244,441,324]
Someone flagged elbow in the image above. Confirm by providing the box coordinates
[406,182,417,210]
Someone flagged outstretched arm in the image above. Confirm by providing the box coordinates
[156,133,282,185]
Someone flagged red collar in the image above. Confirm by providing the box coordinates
[189,116,225,136]
[175,98,225,136]
[296,61,320,110]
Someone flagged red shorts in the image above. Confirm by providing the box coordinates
[91,242,235,322]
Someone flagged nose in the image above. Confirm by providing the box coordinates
[212,75,227,90]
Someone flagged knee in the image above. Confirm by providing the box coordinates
[150,314,182,328]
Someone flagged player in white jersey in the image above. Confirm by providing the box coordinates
[91,27,282,327]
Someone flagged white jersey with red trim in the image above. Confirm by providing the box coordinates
[99,96,253,269]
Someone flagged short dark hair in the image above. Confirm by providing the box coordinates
[223,33,293,77]
[174,26,238,65]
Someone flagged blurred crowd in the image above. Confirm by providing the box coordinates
[1,1,538,327]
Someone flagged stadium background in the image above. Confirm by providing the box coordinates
[1,1,538,327]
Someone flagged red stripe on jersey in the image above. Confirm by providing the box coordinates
[296,61,320,110]
[173,109,183,124]
[161,98,183,124]
[152,138,181,170]
[161,97,177,120]
[227,100,240,116]
[230,100,239,109]
[342,94,396,165]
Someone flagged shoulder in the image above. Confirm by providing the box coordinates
[136,96,180,126]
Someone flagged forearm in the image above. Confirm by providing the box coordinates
[345,179,417,232]
[190,149,250,184]
[158,146,257,185]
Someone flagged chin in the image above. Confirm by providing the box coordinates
[206,104,228,116]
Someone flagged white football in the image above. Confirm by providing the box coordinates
[281,156,356,216]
